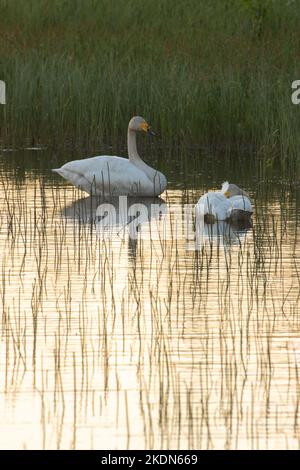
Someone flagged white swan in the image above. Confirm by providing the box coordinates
[53,116,167,196]
[196,181,253,223]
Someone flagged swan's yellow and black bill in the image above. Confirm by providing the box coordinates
[147,128,156,136]
[140,121,156,136]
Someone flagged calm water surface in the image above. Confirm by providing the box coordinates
[0,148,300,449]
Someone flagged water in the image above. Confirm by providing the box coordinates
[0,147,300,449]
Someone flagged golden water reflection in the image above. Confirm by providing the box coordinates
[0,177,300,449]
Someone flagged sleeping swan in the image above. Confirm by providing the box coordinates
[53,116,167,196]
[196,182,253,223]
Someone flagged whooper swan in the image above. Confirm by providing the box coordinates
[53,116,167,197]
[196,182,253,223]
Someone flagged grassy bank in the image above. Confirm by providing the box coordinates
[1,0,300,171]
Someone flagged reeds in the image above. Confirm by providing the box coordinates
[1,0,300,170]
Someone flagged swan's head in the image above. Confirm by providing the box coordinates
[129,116,155,135]
[221,181,250,198]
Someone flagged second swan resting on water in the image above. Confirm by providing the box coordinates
[53,116,167,197]
[196,182,253,223]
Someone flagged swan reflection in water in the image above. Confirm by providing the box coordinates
[62,195,168,240]
[61,196,251,251]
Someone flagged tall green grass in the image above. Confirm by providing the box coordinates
[1,0,300,171]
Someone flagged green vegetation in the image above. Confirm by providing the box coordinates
[1,0,300,171]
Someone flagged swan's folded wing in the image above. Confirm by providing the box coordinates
[229,195,252,213]
[53,156,152,195]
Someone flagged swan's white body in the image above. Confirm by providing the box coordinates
[196,192,232,220]
[53,117,167,197]
[53,155,166,196]
[196,182,253,222]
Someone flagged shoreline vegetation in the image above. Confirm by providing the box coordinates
[0,0,300,172]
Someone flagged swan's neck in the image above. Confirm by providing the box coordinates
[127,128,166,194]
[127,129,154,179]
[128,129,141,163]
